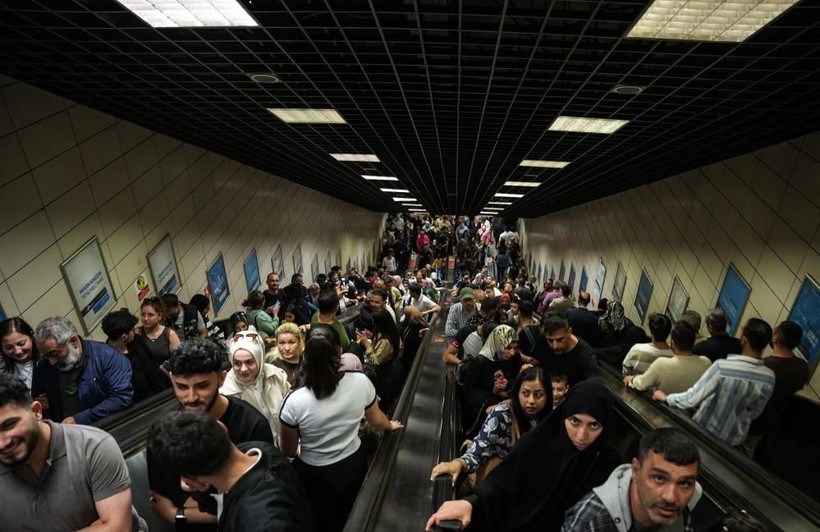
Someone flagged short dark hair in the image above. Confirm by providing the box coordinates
[370,288,389,302]
[317,289,339,314]
[302,336,341,400]
[705,308,728,333]
[480,296,498,313]
[291,273,303,284]
[638,427,700,467]
[670,321,696,352]
[648,313,672,342]
[680,310,702,333]
[101,308,139,340]
[161,293,180,307]
[0,374,31,408]
[409,283,422,296]
[742,318,773,353]
[774,321,802,350]
[169,338,224,376]
[578,291,591,306]
[518,300,534,318]
[147,411,231,476]
[307,323,341,348]
[542,314,570,336]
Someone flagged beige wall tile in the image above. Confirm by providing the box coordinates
[23,281,74,328]
[47,181,96,238]
[17,112,76,168]
[778,184,820,242]
[56,213,104,262]
[104,214,143,265]
[0,100,13,137]
[69,105,117,143]
[0,133,29,187]
[789,152,820,209]
[98,187,138,238]
[6,244,63,310]
[0,211,54,278]
[79,125,123,175]
[767,218,806,275]
[31,148,86,205]
[88,158,130,208]
[0,173,43,235]
[124,137,157,181]
[117,121,152,152]
[757,141,800,181]
[0,282,19,317]
[1,82,70,129]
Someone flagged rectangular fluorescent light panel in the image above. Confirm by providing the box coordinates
[405,203,422,207]
[268,108,346,124]
[549,116,629,134]
[520,159,571,169]
[495,193,524,198]
[117,0,258,27]
[361,175,398,181]
[627,0,799,42]
[488,201,512,205]
[480,211,496,215]
[393,197,417,202]
[379,188,409,193]
[504,181,541,188]
[409,208,426,212]
[331,153,380,162]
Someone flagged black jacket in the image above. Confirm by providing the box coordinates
[219,441,316,532]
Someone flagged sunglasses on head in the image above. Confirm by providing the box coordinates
[232,332,260,342]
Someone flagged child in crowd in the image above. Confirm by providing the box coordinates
[550,373,569,409]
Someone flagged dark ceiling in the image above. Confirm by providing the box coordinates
[1,0,820,217]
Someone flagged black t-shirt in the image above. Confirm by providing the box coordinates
[147,396,275,529]
[693,334,742,362]
[531,336,599,386]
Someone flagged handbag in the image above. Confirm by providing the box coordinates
[461,408,520,491]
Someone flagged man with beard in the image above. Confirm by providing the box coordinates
[31,316,133,424]
[147,338,273,529]
[0,374,139,530]
[562,428,702,532]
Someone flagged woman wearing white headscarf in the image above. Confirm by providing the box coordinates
[220,330,291,446]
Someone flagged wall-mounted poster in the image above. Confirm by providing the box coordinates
[613,261,627,302]
[634,269,653,324]
[346,258,351,273]
[559,260,566,282]
[716,263,751,336]
[336,250,342,269]
[206,253,230,315]
[592,258,607,305]
[665,276,690,323]
[580,266,589,293]
[292,244,304,276]
[311,253,320,284]
[788,275,820,375]
[147,234,181,295]
[61,238,116,334]
[550,266,556,281]
[0,302,5,321]
[244,248,261,293]
[537,263,543,284]
[568,263,577,295]
[271,245,285,280]
[324,250,332,275]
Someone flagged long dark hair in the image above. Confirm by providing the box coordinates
[0,317,39,372]
[302,335,341,400]
[510,366,551,433]
[371,309,400,356]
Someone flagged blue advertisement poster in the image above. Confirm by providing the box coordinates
[634,269,653,324]
[665,276,689,323]
[311,253,320,284]
[613,261,627,303]
[580,266,589,293]
[788,275,820,374]
[716,264,751,336]
[568,263,576,294]
[243,249,260,293]
[207,253,230,315]
[325,250,332,274]
[271,245,285,280]
[559,260,566,282]
[592,258,606,305]
[292,244,304,276]
[0,303,5,322]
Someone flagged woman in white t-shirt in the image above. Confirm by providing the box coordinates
[279,330,403,532]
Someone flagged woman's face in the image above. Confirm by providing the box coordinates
[140,305,161,328]
[1,332,33,363]
[518,379,548,419]
[284,312,296,323]
[277,333,301,361]
[500,341,518,361]
[232,350,259,383]
[233,321,248,333]
[565,413,603,451]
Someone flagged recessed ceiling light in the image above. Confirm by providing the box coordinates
[549,116,629,134]
[519,160,571,168]
[409,208,426,212]
[480,211,496,215]
[504,181,541,188]
[393,197,416,202]
[116,0,257,27]
[495,193,524,198]
[379,188,409,193]
[611,84,644,95]
[361,175,398,181]
[248,73,281,84]
[269,108,346,124]
[488,201,512,205]
[405,203,422,207]
[627,0,799,42]
[331,154,380,162]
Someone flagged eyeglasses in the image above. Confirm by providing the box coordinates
[232,332,260,342]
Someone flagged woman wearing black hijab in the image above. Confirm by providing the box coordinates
[426,379,622,532]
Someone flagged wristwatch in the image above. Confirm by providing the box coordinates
[175,505,187,525]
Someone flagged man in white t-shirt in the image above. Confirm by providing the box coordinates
[622,313,673,375]
[402,283,441,322]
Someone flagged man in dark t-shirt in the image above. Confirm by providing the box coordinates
[693,308,742,362]
[147,339,274,530]
[531,314,599,386]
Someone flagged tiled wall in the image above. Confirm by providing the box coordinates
[0,76,384,340]
[521,132,820,403]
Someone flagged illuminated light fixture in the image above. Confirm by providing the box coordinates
[248,73,280,84]
[519,160,571,168]
[331,153,380,162]
[268,108,346,124]
[405,203,422,207]
[480,211,496,215]
[627,0,799,42]
[549,116,628,134]
[393,197,417,202]
[116,0,257,27]
[488,201,512,205]
[379,188,410,193]
[504,181,541,188]
[409,208,426,212]
[361,175,398,181]
[495,193,524,198]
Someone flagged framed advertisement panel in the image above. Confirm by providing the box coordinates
[271,245,285,280]
[715,263,751,336]
[568,263,577,295]
[243,248,261,293]
[580,266,589,293]
[787,274,820,375]
[634,268,653,324]
[311,253,320,284]
[592,258,606,305]
[292,244,304,276]
[336,250,342,269]
[206,253,230,315]
[613,261,627,302]
[0,302,5,321]
[665,276,690,323]
[147,234,181,295]
[61,238,116,334]
[559,259,566,282]
[325,250,332,275]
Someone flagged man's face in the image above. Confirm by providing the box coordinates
[266,274,280,291]
[461,297,476,314]
[166,302,181,320]
[546,327,573,354]
[37,336,82,370]
[631,452,698,526]
[552,381,569,405]
[370,294,385,312]
[171,372,224,414]
[294,275,304,287]
[0,402,41,467]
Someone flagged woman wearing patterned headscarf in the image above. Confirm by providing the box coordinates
[597,300,650,368]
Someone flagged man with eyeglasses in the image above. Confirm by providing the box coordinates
[30,316,133,425]
[147,338,273,529]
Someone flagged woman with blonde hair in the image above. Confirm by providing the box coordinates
[268,321,304,385]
